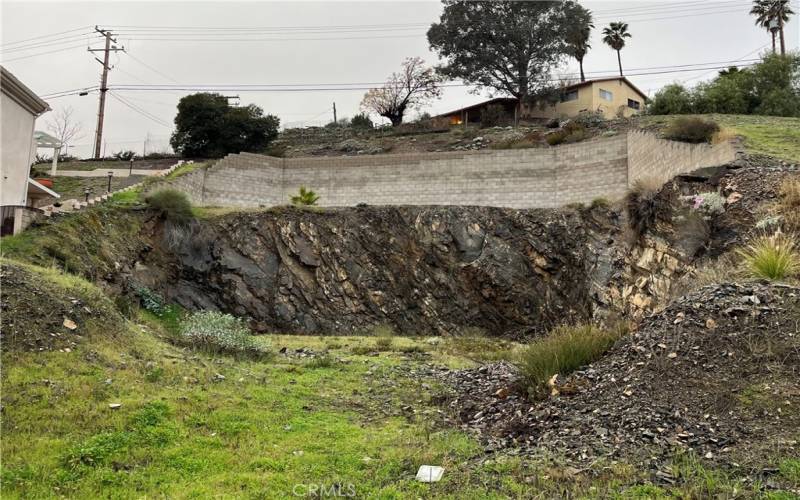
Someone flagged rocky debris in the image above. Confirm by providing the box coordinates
[0,263,120,352]
[440,283,800,467]
[147,205,621,336]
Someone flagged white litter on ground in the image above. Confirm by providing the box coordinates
[415,465,444,483]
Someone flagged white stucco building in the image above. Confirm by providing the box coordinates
[1,65,59,235]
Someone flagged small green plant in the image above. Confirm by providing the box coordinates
[305,354,335,369]
[180,311,270,358]
[737,233,800,281]
[546,122,590,146]
[688,191,726,214]
[144,189,193,225]
[135,286,167,316]
[516,323,627,399]
[663,117,720,143]
[373,324,395,351]
[590,197,610,209]
[290,186,320,206]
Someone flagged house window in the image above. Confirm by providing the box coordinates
[599,89,613,101]
[627,98,641,110]
[560,89,578,102]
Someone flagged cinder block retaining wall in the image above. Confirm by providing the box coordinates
[166,132,736,209]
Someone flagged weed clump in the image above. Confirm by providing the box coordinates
[373,324,395,351]
[778,177,800,230]
[663,117,720,143]
[737,233,799,281]
[180,311,269,358]
[625,177,664,239]
[145,189,193,225]
[290,186,320,206]
[546,122,591,146]
[516,324,627,400]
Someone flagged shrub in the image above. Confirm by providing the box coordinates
[516,324,627,399]
[689,191,726,215]
[546,123,590,146]
[663,117,720,143]
[480,104,510,128]
[625,177,664,239]
[350,112,374,129]
[290,186,320,206]
[145,189,193,225]
[647,83,694,115]
[180,311,270,358]
[135,286,167,316]
[572,110,606,128]
[590,197,610,209]
[113,150,136,161]
[737,233,800,281]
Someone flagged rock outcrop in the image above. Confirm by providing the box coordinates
[142,205,623,336]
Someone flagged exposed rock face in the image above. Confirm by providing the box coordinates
[147,206,623,336]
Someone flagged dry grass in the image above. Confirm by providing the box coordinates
[711,127,738,145]
[778,177,800,230]
[625,177,665,239]
[737,233,800,281]
[672,254,746,299]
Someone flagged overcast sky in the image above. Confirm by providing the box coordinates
[2,0,798,158]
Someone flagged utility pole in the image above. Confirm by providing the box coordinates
[89,27,124,159]
[333,102,337,124]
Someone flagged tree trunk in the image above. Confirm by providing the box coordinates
[389,114,403,127]
[779,18,785,55]
[771,31,776,54]
[617,50,623,77]
[579,58,585,82]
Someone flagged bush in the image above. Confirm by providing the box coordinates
[135,286,167,316]
[572,110,606,128]
[546,123,590,146]
[737,233,800,281]
[480,104,510,128]
[647,83,694,115]
[113,150,136,161]
[663,117,720,143]
[516,324,626,399]
[625,177,664,238]
[290,186,320,206]
[689,191,726,214]
[350,112,374,129]
[180,311,270,358]
[145,189,194,225]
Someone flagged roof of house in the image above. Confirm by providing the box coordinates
[433,97,517,118]
[1,65,50,115]
[27,178,60,199]
[433,77,648,118]
[563,77,649,101]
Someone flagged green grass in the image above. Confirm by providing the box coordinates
[32,175,147,202]
[165,161,207,180]
[737,233,800,281]
[516,324,628,399]
[639,114,800,161]
[2,261,797,498]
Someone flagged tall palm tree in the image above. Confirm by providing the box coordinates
[750,0,795,55]
[566,7,594,82]
[602,22,632,77]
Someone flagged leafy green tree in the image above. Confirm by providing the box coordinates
[602,22,632,77]
[750,0,795,55]
[171,93,279,158]
[647,84,694,115]
[290,186,320,206]
[564,4,594,82]
[427,0,576,103]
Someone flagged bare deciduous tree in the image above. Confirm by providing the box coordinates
[361,57,442,126]
[46,106,83,152]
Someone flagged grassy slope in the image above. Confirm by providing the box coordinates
[640,114,800,162]
[2,261,797,498]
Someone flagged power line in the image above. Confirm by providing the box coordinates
[0,25,93,48]
[108,91,172,128]
[0,32,98,54]
[0,43,88,62]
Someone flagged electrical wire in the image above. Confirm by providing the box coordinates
[108,91,172,128]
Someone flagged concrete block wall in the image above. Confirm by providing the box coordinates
[627,130,736,186]
[168,132,735,209]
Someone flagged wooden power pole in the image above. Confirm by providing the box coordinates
[333,102,337,124]
[89,27,124,159]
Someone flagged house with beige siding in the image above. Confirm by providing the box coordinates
[435,77,647,125]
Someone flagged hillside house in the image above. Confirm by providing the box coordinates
[1,65,58,235]
[436,77,647,125]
